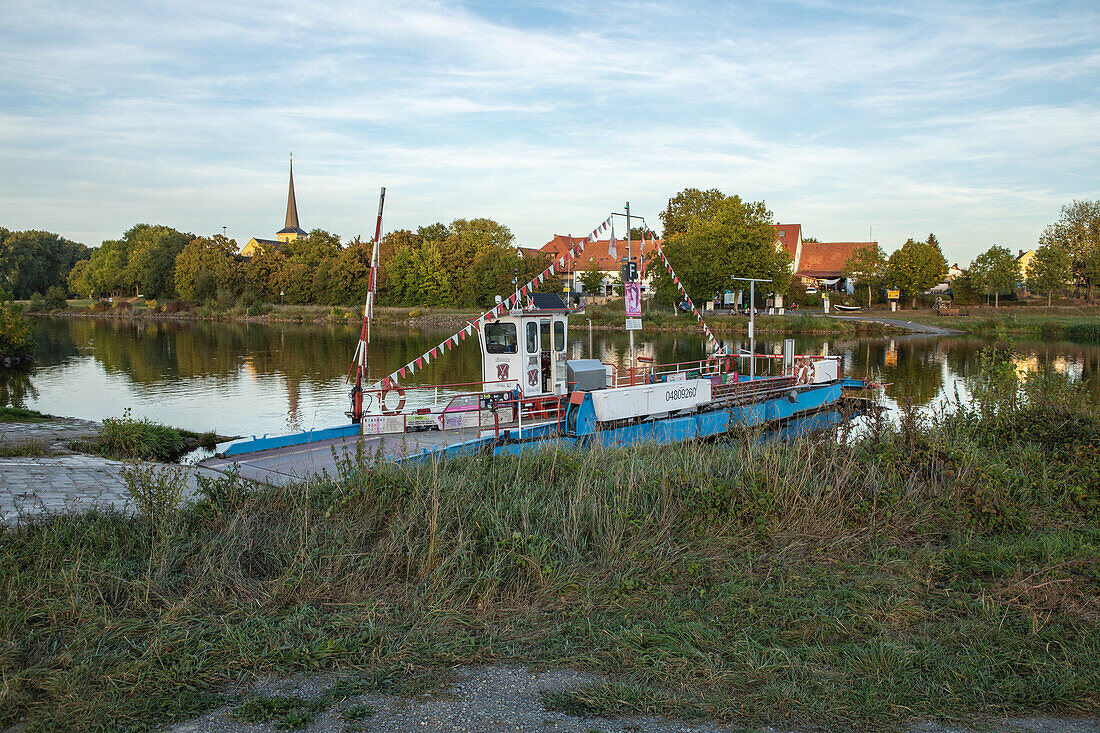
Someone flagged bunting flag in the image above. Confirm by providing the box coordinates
[654,241,721,353]
[369,214,620,391]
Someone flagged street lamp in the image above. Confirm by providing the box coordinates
[731,276,772,379]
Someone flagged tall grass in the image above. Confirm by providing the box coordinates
[1,367,1097,731]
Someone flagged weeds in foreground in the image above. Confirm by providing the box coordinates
[0,439,51,457]
[120,461,188,522]
[1,365,1097,732]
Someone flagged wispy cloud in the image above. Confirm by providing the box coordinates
[0,0,1097,263]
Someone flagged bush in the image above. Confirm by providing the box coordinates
[121,462,188,522]
[1065,322,1100,344]
[114,299,132,312]
[28,292,46,312]
[0,288,35,359]
[88,409,187,461]
[44,285,68,311]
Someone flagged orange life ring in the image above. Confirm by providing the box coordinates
[380,387,406,414]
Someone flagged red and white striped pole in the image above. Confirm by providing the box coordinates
[350,187,385,423]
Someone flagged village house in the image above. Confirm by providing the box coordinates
[774,223,877,293]
[540,234,661,295]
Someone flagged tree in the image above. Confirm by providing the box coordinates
[67,260,94,299]
[83,238,131,296]
[0,286,34,360]
[1039,200,1100,300]
[579,259,605,295]
[949,270,981,305]
[650,193,790,305]
[658,188,730,238]
[436,218,516,305]
[382,243,453,306]
[886,238,948,307]
[122,224,191,298]
[842,244,887,308]
[1027,242,1073,306]
[970,245,1020,308]
[0,228,89,298]
[174,235,242,302]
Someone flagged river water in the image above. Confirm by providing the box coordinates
[3,316,1098,439]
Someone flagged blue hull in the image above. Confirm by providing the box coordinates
[414,381,843,461]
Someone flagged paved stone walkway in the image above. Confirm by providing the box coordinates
[0,453,223,525]
[0,417,227,526]
[0,417,102,451]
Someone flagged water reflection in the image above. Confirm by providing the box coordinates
[3,317,1097,437]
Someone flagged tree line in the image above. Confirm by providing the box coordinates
[5,197,1097,312]
[841,200,1099,307]
[44,219,554,310]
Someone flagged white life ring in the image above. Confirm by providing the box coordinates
[380,387,406,414]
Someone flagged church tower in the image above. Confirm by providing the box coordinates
[276,157,306,243]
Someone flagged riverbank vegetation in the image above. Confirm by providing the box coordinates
[2,354,1097,732]
[0,287,35,362]
[0,406,51,422]
[585,299,905,336]
[69,409,218,462]
[904,308,1100,343]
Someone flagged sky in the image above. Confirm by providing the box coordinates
[1,0,1097,267]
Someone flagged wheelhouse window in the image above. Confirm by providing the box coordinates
[485,323,517,354]
[553,320,565,351]
[526,322,538,353]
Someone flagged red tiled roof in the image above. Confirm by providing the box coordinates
[798,241,876,278]
[541,235,661,271]
[773,224,801,258]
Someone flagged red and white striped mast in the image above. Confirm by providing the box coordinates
[349,186,385,424]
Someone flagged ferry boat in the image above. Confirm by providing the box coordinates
[200,194,866,484]
[202,293,863,484]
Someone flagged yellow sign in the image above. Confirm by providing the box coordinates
[887,289,900,300]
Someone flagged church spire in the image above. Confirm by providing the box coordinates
[278,154,305,239]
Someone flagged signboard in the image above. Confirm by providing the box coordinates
[887,289,900,300]
[625,282,642,317]
[589,379,712,422]
[625,317,642,331]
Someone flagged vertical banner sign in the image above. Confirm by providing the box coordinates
[625,282,641,317]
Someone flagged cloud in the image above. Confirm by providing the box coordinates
[0,0,1097,262]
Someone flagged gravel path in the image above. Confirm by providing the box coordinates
[163,666,1099,733]
[830,314,963,336]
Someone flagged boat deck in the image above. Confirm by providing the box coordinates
[200,426,492,485]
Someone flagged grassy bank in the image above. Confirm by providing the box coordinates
[0,406,51,422]
[2,358,1097,731]
[66,411,220,462]
[585,300,906,335]
[26,300,482,332]
[902,308,1100,344]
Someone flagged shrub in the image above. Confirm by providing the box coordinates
[0,289,35,359]
[121,462,188,521]
[27,292,46,312]
[44,286,68,311]
[91,409,187,461]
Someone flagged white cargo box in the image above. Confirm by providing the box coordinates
[812,359,838,383]
[589,379,712,422]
